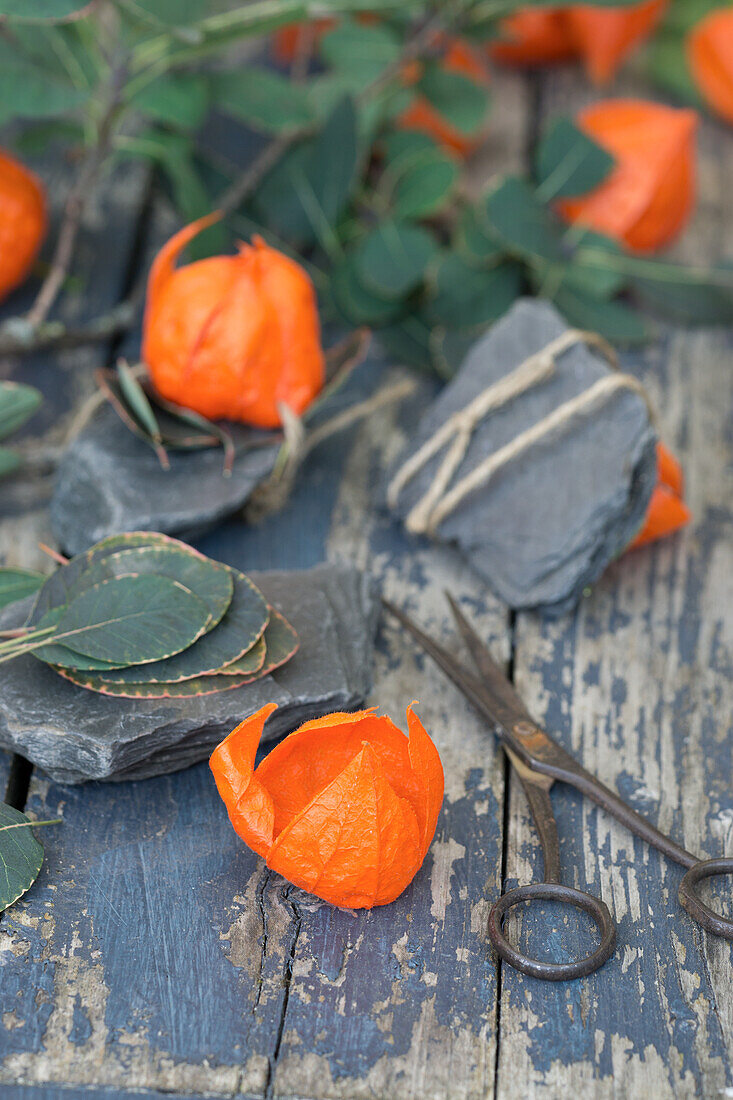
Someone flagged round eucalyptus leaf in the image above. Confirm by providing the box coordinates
[95,569,269,684]
[0,802,44,914]
[41,574,211,666]
[356,221,438,301]
[0,568,44,611]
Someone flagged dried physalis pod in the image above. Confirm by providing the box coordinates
[489,8,575,67]
[688,8,733,127]
[566,0,668,85]
[557,99,698,253]
[398,37,490,157]
[0,148,46,303]
[142,213,325,429]
[628,443,691,550]
[210,703,444,908]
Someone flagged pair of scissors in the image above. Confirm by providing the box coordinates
[383,595,733,981]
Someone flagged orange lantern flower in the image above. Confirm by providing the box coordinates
[556,99,697,253]
[142,213,325,430]
[566,1,668,85]
[398,38,490,156]
[629,442,690,550]
[688,8,733,126]
[489,8,576,66]
[272,20,336,65]
[0,149,46,303]
[210,703,444,908]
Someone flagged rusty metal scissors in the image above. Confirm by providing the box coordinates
[384,594,733,981]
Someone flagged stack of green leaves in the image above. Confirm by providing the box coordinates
[0,532,298,698]
[0,381,41,479]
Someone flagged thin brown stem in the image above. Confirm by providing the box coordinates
[0,295,138,357]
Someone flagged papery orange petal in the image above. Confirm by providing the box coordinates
[688,9,733,126]
[656,441,684,497]
[557,100,697,253]
[266,742,422,908]
[489,9,576,67]
[629,483,691,550]
[145,211,222,307]
[567,0,668,85]
[209,704,277,856]
[406,703,444,856]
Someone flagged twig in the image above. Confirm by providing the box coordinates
[38,543,69,566]
[0,295,139,357]
[25,63,128,329]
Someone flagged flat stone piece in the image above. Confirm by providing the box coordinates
[51,402,280,556]
[389,299,657,614]
[0,563,379,784]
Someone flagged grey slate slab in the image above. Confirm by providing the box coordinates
[388,299,657,614]
[50,401,280,556]
[0,563,378,784]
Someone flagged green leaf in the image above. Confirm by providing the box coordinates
[0,448,20,479]
[0,803,44,913]
[417,63,488,136]
[552,287,651,343]
[116,361,163,444]
[329,254,405,326]
[212,67,314,133]
[130,73,209,130]
[319,17,401,83]
[0,1,89,19]
[0,62,87,124]
[35,574,212,666]
[424,256,523,328]
[119,131,215,245]
[536,117,615,200]
[389,151,458,219]
[0,568,44,610]
[0,382,42,442]
[70,545,235,631]
[457,203,505,263]
[630,266,733,324]
[124,0,208,26]
[380,130,439,168]
[94,569,268,685]
[56,607,298,698]
[484,176,565,263]
[356,221,438,300]
[563,232,628,300]
[254,97,358,248]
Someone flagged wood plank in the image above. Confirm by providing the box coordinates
[495,71,733,1098]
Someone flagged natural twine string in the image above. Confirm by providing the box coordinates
[387,328,652,536]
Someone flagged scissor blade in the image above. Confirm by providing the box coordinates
[444,593,536,728]
[382,598,519,735]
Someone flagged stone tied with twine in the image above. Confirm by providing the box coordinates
[388,299,658,614]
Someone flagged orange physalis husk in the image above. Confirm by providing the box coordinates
[0,148,46,302]
[210,703,445,908]
[142,213,325,430]
[628,442,691,550]
[688,8,733,127]
[271,20,336,64]
[489,8,576,67]
[566,0,668,86]
[556,99,698,253]
[398,38,490,157]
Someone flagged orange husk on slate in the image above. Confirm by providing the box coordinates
[489,8,576,67]
[556,99,698,253]
[210,703,444,908]
[0,148,46,302]
[567,0,668,86]
[628,442,691,550]
[142,213,325,429]
[398,38,489,157]
[688,8,733,127]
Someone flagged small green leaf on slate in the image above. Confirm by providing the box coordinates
[329,253,404,326]
[38,574,211,666]
[457,204,505,264]
[536,117,615,201]
[629,263,733,324]
[0,568,44,610]
[215,633,266,677]
[356,220,438,300]
[552,286,651,343]
[563,232,628,300]
[417,64,488,136]
[0,382,42,441]
[0,448,20,479]
[0,802,50,913]
[0,62,87,124]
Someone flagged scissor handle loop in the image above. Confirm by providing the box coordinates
[679,858,733,939]
[487,883,616,981]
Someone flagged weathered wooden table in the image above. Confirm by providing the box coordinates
[0,65,731,1099]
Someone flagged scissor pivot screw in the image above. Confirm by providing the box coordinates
[514,722,538,738]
